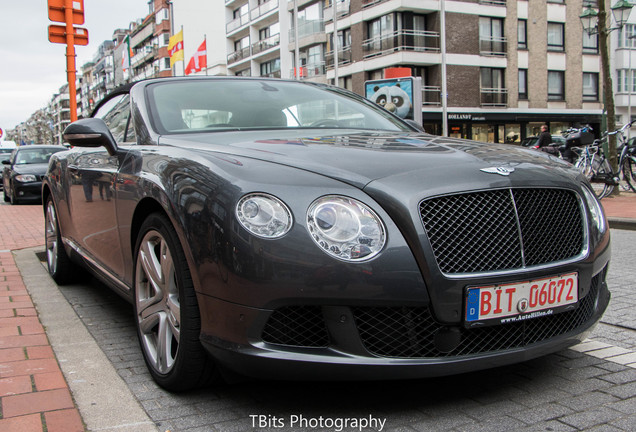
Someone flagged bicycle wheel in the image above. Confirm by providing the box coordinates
[623,156,636,193]
[589,158,613,198]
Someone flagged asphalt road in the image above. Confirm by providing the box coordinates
[19,223,636,432]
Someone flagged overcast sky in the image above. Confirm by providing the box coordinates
[0,0,150,133]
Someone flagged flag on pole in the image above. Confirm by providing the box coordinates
[185,39,207,75]
[121,35,132,71]
[168,29,184,67]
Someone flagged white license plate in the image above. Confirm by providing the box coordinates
[465,272,578,324]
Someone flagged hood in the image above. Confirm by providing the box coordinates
[159,130,578,191]
[12,163,49,175]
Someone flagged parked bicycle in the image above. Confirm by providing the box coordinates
[570,122,636,199]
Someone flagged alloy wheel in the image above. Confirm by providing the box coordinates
[135,230,181,375]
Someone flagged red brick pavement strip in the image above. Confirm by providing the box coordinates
[0,204,84,431]
[601,189,636,220]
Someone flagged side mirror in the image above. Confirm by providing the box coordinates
[63,118,119,156]
[1,160,10,165]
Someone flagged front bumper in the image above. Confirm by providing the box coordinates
[13,182,43,202]
[199,266,610,380]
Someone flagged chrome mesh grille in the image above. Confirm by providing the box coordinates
[352,270,602,358]
[419,188,584,274]
[261,306,329,347]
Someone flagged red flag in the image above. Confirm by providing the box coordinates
[185,39,207,75]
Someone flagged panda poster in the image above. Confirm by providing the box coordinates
[365,77,422,124]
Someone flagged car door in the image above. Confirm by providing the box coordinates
[66,93,135,282]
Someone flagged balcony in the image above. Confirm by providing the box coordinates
[263,70,281,78]
[324,0,350,20]
[479,36,507,57]
[227,12,249,33]
[227,46,251,64]
[289,20,325,42]
[290,62,326,79]
[480,88,508,107]
[362,0,389,7]
[479,0,506,5]
[422,86,441,106]
[131,46,157,67]
[252,33,280,56]
[363,30,440,58]
[325,46,352,68]
[250,0,278,21]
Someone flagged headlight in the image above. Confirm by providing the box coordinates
[15,174,37,182]
[307,195,386,262]
[236,193,293,239]
[580,186,606,233]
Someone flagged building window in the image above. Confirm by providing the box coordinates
[547,22,565,51]
[582,31,598,54]
[618,24,636,48]
[548,71,565,100]
[479,17,505,55]
[518,19,527,50]
[617,69,635,93]
[480,68,507,106]
[260,58,281,77]
[519,69,528,100]
[233,3,249,19]
[583,73,599,101]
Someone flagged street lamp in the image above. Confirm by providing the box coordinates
[580,1,633,191]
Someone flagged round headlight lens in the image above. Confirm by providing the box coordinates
[581,186,606,233]
[307,196,386,262]
[15,174,37,183]
[236,193,293,239]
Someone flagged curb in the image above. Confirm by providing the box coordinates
[608,217,636,231]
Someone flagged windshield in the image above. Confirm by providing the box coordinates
[14,148,64,165]
[147,79,413,134]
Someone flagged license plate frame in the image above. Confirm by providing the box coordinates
[465,272,579,327]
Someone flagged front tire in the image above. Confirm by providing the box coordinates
[45,196,77,284]
[133,213,215,391]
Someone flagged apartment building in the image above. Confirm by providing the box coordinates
[49,85,71,146]
[613,13,636,138]
[223,0,605,142]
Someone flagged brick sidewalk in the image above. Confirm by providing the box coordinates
[0,204,83,432]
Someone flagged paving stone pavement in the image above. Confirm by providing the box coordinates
[37,228,636,432]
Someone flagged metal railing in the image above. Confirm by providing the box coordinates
[363,30,440,58]
[289,62,326,79]
[289,20,325,42]
[252,33,280,56]
[226,13,249,33]
[480,88,508,107]
[324,0,350,20]
[362,0,389,7]
[250,0,278,21]
[227,46,251,64]
[422,86,441,106]
[325,46,352,68]
[263,70,282,78]
[479,36,507,56]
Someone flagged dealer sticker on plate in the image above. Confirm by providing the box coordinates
[465,272,578,325]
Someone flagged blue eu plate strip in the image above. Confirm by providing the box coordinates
[466,288,480,322]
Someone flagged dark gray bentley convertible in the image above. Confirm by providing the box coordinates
[43,77,610,391]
